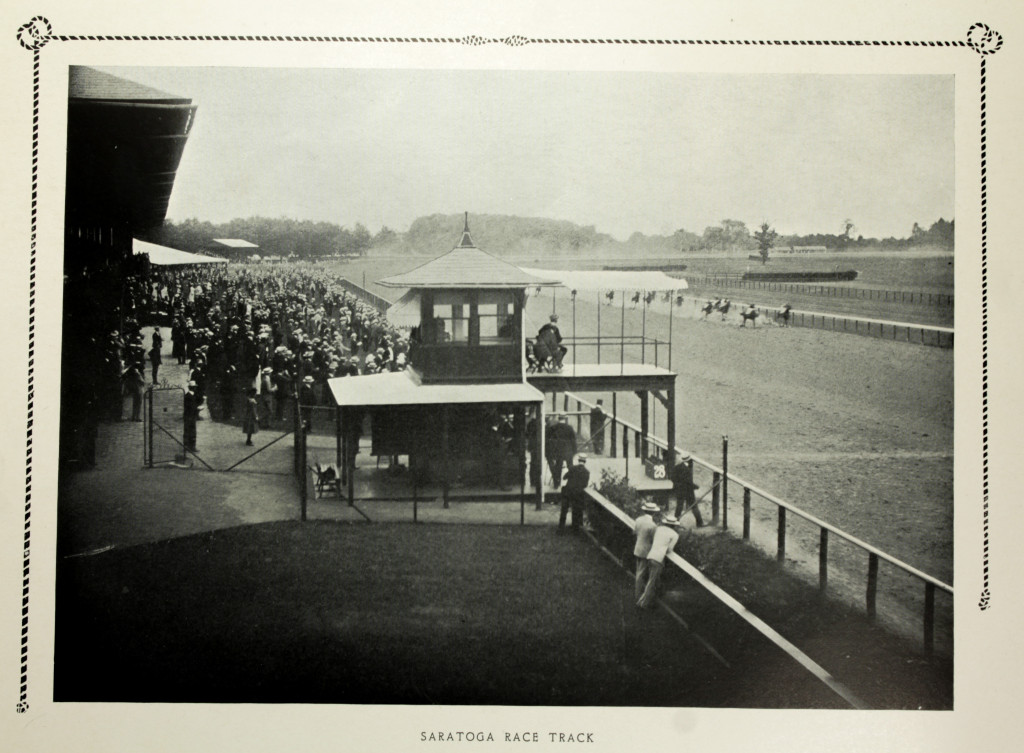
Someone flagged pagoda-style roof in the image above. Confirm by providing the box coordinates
[378,214,560,290]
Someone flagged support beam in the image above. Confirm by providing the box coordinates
[639,390,649,459]
[666,383,676,481]
[537,403,546,509]
[442,405,451,509]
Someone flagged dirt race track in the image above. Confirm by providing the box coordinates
[527,288,954,650]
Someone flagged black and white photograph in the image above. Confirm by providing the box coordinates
[3,1,1024,750]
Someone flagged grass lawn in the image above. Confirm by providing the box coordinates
[54,520,949,708]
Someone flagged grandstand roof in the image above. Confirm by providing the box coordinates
[377,214,559,290]
[328,369,544,408]
[66,67,197,234]
[209,238,260,248]
[133,238,228,266]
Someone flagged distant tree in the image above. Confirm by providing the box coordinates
[753,221,778,265]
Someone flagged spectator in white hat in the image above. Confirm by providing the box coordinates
[637,513,681,609]
[633,501,661,602]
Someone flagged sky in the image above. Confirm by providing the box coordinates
[106,67,954,241]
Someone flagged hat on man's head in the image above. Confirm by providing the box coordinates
[302,375,314,384]
[577,453,588,463]
[549,314,559,322]
[679,452,692,462]
[661,514,681,526]
[640,501,660,513]
[262,367,273,374]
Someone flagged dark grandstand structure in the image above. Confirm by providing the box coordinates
[61,67,196,467]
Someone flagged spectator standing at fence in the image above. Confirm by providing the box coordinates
[260,367,276,426]
[243,387,259,446]
[183,381,199,452]
[637,514,681,609]
[672,452,704,527]
[558,453,591,534]
[147,337,162,384]
[589,399,606,455]
[299,375,316,433]
[633,501,660,602]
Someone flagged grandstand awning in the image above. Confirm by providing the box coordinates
[328,370,544,408]
[133,238,228,266]
[519,268,688,292]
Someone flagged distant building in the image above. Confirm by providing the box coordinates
[202,238,260,259]
[775,245,829,254]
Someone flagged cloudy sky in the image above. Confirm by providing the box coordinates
[107,66,953,241]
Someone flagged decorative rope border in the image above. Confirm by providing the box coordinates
[12,16,1001,714]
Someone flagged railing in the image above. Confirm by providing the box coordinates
[550,334,672,371]
[695,274,954,307]
[757,306,954,348]
[564,390,953,656]
[582,487,868,708]
[336,277,391,312]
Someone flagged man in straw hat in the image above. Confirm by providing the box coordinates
[557,453,591,534]
[637,512,681,609]
[633,501,661,602]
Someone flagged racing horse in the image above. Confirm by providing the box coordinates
[775,303,793,327]
[740,304,760,327]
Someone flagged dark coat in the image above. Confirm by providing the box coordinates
[242,397,259,435]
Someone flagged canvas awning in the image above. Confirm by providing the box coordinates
[519,268,688,292]
[385,289,421,328]
[133,238,228,266]
[328,370,544,408]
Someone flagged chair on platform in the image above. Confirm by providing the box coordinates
[311,460,341,498]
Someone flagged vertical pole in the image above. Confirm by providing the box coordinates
[335,406,342,470]
[147,388,153,468]
[572,293,576,374]
[666,385,676,485]
[819,528,829,594]
[641,294,647,364]
[552,286,556,316]
[742,487,751,540]
[597,291,601,364]
[639,392,649,459]
[866,554,879,620]
[620,290,625,375]
[711,471,720,524]
[537,403,545,509]
[777,507,786,562]
[515,406,525,525]
[442,405,450,509]
[624,425,629,482]
[300,426,308,522]
[722,435,729,530]
[668,293,674,373]
[575,399,582,437]
[611,393,618,458]
[924,582,936,656]
[346,411,355,507]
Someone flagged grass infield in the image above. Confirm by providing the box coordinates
[54,521,949,708]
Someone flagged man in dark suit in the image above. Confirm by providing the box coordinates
[672,452,704,526]
[558,453,591,534]
[546,416,577,491]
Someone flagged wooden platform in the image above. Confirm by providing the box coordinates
[527,362,676,393]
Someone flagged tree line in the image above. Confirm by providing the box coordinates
[143,213,954,261]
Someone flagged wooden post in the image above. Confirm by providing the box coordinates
[641,294,647,363]
[711,471,720,524]
[537,404,545,510]
[866,553,879,620]
[335,406,342,470]
[924,582,936,656]
[639,391,649,459]
[575,399,582,437]
[597,291,602,364]
[777,507,786,562]
[623,426,630,481]
[722,435,729,530]
[819,528,829,594]
[515,406,525,525]
[742,487,751,540]
[346,411,355,508]
[610,392,618,458]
